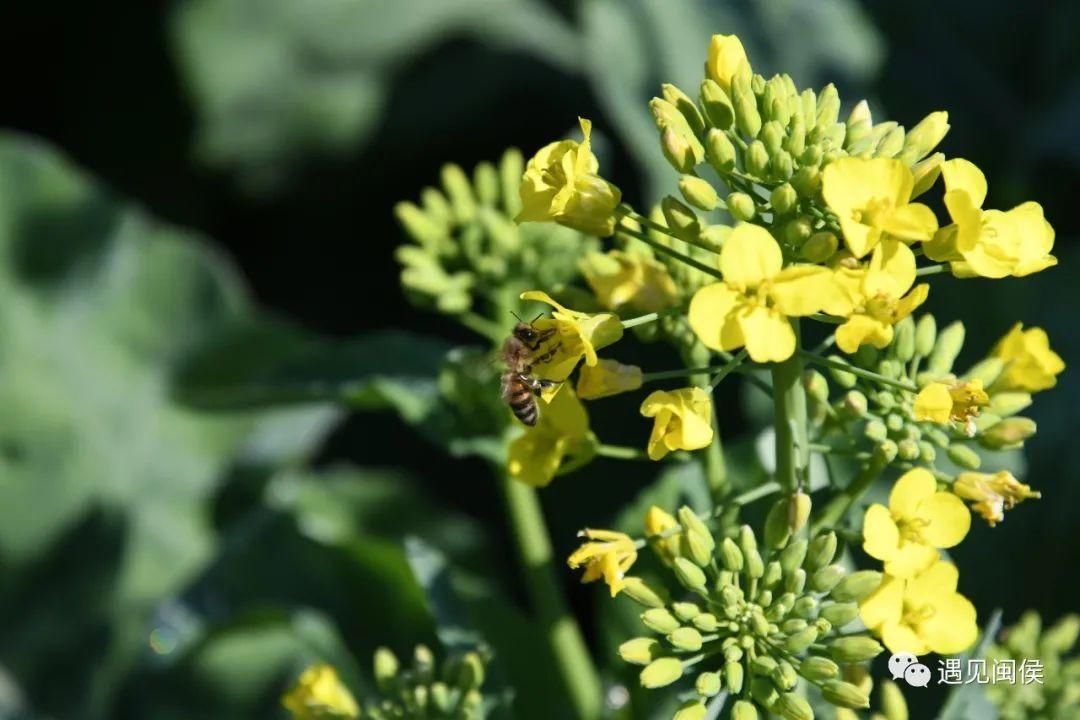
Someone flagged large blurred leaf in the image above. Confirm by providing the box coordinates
[171,0,581,191]
[0,133,340,718]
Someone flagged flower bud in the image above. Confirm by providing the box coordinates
[875,439,899,465]
[670,602,700,622]
[827,355,857,387]
[901,110,950,163]
[641,657,683,688]
[745,140,770,177]
[807,532,837,571]
[822,680,871,709]
[727,192,757,221]
[785,567,807,594]
[789,491,812,534]
[947,443,982,470]
[774,660,799,690]
[919,441,937,463]
[375,647,400,691]
[842,390,868,418]
[714,537,743,573]
[793,595,818,618]
[705,128,737,171]
[811,564,845,593]
[776,691,814,720]
[679,175,721,211]
[674,557,709,592]
[881,680,909,720]
[897,438,920,461]
[651,98,705,172]
[693,613,719,632]
[989,391,1031,417]
[875,124,906,158]
[828,636,884,663]
[761,120,785,156]
[785,113,807,157]
[642,608,681,634]
[739,525,764,578]
[678,506,715,565]
[772,149,794,179]
[669,627,704,652]
[783,217,813,246]
[799,656,840,682]
[673,701,706,720]
[750,655,779,677]
[661,196,701,240]
[619,637,663,665]
[732,699,759,720]
[830,570,883,602]
[892,317,916,362]
[662,83,706,136]
[801,231,838,262]
[733,71,762,138]
[963,357,1005,387]
[914,314,937,357]
[978,417,1036,449]
[696,671,722,697]
[780,539,808,576]
[725,659,746,694]
[764,499,792,550]
[621,576,669,608]
[928,321,965,375]
[784,626,819,653]
[816,84,840,127]
[700,79,735,129]
[771,183,798,215]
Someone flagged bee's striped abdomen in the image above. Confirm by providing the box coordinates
[507,377,539,426]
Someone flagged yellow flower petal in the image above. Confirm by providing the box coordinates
[768,265,837,316]
[859,575,904,630]
[864,238,916,299]
[913,383,952,424]
[737,304,795,363]
[640,388,714,460]
[576,359,643,400]
[889,468,938,520]
[992,323,1065,392]
[920,593,978,655]
[941,158,987,209]
[835,314,893,354]
[881,622,930,656]
[862,504,901,562]
[878,202,938,243]
[907,559,959,599]
[719,224,783,288]
[884,541,939,579]
[914,492,971,548]
[688,283,742,351]
[283,664,360,720]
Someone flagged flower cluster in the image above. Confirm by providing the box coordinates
[986,612,1080,719]
[283,647,491,720]
[572,504,890,719]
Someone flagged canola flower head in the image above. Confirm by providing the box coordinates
[519,290,624,381]
[862,468,970,579]
[860,559,978,655]
[640,387,714,460]
[517,117,622,236]
[507,386,594,487]
[283,664,360,720]
[953,470,1040,527]
[991,322,1065,392]
[568,528,638,596]
[687,224,834,362]
[913,378,989,432]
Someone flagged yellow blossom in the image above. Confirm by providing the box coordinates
[953,470,1040,527]
[576,359,643,400]
[517,117,622,236]
[580,249,679,313]
[924,159,1057,278]
[862,468,970,579]
[913,379,989,433]
[823,245,929,353]
[282,664,360,720]
[991,323,1065,392]
[567,528,638,596]
[507,387,593,487]
[644,505,681,562]
[706,34,749,92]
[520,290,624,381]
[687,224,835,362]
[640,387,714,460]
[822,157,938,259]
[860,560,978,655]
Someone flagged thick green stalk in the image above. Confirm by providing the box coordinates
[499,474,601,719]
[772,329,809,496]
[811,457,887,534]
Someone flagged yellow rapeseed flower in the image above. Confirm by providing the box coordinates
[924,159,1057,278]
[953,470,1040,527]
[520,290,624,381]
[823,245,929,354]
[862,468,970,578]
[640,387,714,460]
[644,505,681,562]
[860,560,978,655]
[687,224,835,362]
[706,34,749,91]
[580,249,679,313]
[576,358,643,400]
[567,528,638,596]
[822,157,938,259]
[991,323,1065,392]
[517,117,622,236]
[282,664,360,720]
[507,387,593,487]
[913,379,989,434]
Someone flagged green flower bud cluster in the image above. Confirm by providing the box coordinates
[647,60,948,262]
[395,149,596,318]
[620,513,883,720]
[986,612,1080,720]
[363,645,490,720]
[813,314,1039,475]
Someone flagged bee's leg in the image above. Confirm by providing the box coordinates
[525,326,558,351]
[532,341,562,366]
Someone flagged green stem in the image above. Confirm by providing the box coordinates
[708,349,748,390]
[621,306,684,329]
[810,457,888,534]
[772,327,809,495]
[616,224,724,280]
[499,474,601,719]
[617,205,722,256]
[916,263,948,277]
[798,350,918,393]
[730,481,783,507]
[595,444,650,460]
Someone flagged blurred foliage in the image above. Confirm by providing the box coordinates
[1,0,1078,718]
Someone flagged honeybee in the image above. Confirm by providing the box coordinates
[500,316,560,426]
